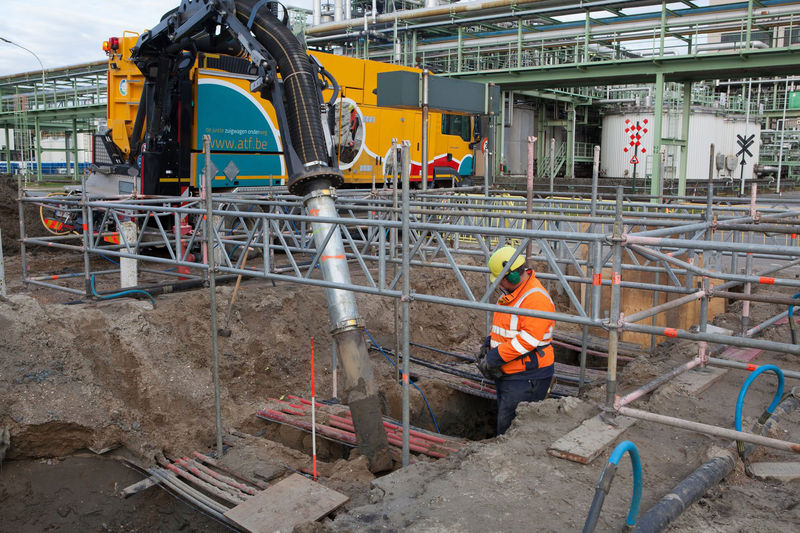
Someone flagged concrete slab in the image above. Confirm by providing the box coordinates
[671,366,728,396]
[749,462,800,482]
[548,413,637,465]
[224,473,348,533]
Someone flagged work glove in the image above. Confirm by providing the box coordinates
[479,336,491,358]
[476,352,504,381]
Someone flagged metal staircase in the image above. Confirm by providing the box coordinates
[537,141,566,179]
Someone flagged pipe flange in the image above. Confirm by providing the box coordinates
[331,317,365,335]
[288,166,344,196]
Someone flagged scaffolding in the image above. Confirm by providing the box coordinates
[16,148,800,456]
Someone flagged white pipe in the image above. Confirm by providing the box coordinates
[313,0,321,26]
[308,0,545,35]
[307,0,796,50]
[697,40,769,52]
[345,0,351,20]
[334,0,342,22]
[777,80,789,194]
[718,76,800,86]
[310,4,797,60]
[120,221,138,288]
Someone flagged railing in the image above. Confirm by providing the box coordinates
[538,142,566,179]
[355,1,800,83]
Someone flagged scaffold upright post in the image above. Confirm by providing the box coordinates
[81,172,91,296]
[400,139,411,467]
[203,135,224,459]
[0,225,6,297]
[421,70,429,192]
[606,186,624,408]
[591,145,600,218]
[17,174,28,289]
[526,135,536,263]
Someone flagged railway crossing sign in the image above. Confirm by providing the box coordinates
[736,133,755,166]
[623,118,649,193]
[623,118,648,154]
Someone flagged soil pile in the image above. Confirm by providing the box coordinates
[1,174,55,255]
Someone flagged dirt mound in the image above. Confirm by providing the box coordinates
[0,271,486,462]
[1,174,51,255]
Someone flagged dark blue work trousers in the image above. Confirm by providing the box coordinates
[495,376,552,435]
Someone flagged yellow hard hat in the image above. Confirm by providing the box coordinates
[488,246,525,282]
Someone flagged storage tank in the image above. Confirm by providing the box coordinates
[600,109,760,183]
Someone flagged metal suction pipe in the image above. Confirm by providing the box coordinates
[228,0,391,472]
[303,186,393,473]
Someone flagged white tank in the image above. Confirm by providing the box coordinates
[600,110,760,183]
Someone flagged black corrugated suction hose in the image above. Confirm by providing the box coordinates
[233,0,343,194]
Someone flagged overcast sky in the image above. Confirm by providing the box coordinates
[0,0,311,76]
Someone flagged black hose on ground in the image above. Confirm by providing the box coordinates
[633,390,800,533]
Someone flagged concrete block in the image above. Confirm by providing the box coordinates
[548,413,637,465]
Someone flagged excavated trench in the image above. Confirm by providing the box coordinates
[0,453,228,531]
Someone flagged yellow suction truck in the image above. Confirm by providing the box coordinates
[95,32,477,196]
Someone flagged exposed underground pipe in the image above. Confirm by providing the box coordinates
[633,389,800,533]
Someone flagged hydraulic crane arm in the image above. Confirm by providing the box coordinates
[130,0,343,194]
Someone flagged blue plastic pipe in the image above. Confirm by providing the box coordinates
[583,440,643,532]
[734,364,785,432]
[90,274,156,306]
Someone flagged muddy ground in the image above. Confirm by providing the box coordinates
[1,177,799,532]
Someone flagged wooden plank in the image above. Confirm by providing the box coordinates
[121,475,160,498]
[554,331,645,358]
[224,474,348,533]
[548,414,637,465]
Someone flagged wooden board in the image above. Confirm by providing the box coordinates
[548,413,637,465]
[224,474,348,533]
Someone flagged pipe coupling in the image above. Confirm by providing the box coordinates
[331,317,365,335]
[303,187,337,203]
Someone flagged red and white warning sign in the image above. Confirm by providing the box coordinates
[622,118,648,157]
[630,155,639,165]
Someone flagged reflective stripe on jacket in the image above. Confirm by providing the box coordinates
[489,272,555,378]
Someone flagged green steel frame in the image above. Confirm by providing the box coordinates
[307,0,800,193]
[0,61,106,181]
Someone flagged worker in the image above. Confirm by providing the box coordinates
[477,246,556,435]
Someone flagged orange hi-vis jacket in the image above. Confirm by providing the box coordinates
[488,271,555,379]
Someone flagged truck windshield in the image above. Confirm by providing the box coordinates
[441,114,471,142]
